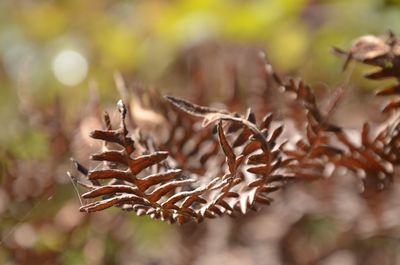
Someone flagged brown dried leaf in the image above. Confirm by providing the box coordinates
[247,165,269,175]
[136,169,183,191]
[90,150,127,164]
[88,169,132,182]
[129,152,169,175]
[82,185,141,198]
[166,96,230,122]
[148,179,196,202]
[382,99,400,113]
[80,194,146,212]
[376,84,400,96]
[217,121,236,174]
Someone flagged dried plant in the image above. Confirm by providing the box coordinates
[70,32,400,224]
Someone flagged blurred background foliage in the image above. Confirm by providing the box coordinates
[1,0,400,264]
[2,0,400,148]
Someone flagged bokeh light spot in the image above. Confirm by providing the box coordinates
[52,50,88,86]
[14,223,37,248]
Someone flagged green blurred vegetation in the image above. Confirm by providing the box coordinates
[1,0,400,264]
[1,0,400,145]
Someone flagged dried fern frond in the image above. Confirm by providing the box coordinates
[334,31,400,112]
[70,96,297,224]
[331,32,400,221]
[333,32,400,187]
[70,32,400,224]
[271,73,344,180]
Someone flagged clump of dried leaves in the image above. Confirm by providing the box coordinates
[70,32,400,225]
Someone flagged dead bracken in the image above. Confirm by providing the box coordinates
[69,32,400,224]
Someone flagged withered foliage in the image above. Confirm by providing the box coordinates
[70,32,400,224]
